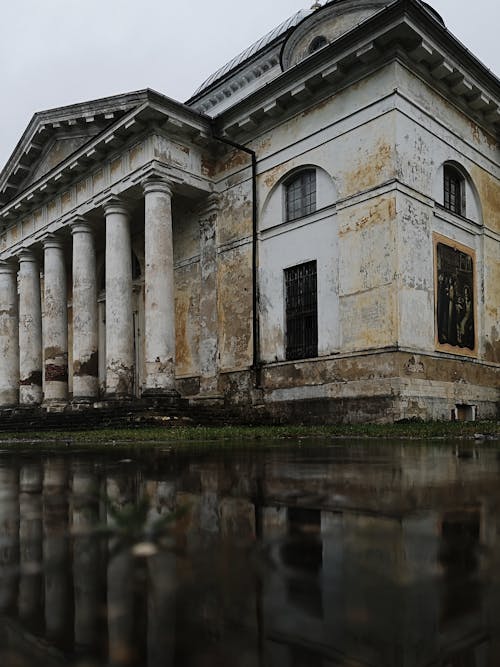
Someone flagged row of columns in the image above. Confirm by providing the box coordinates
[0,177,181,406]
[0,461,177,664]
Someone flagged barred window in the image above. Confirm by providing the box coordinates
[285,261,318,361]
[444,165,465,216]
[285,170,316,221]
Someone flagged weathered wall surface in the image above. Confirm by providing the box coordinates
[174,261,200,379]
[256,68,399,365]
[394,64,500,368]
[212,154,254,375]
[217,245,253,372]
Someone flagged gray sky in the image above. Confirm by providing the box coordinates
[0,0,498,170]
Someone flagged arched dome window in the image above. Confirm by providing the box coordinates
[308,35,328,54]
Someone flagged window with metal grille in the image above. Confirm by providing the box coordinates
[285,170,316,221]
[444,165,465,215]
[285,261,318,360]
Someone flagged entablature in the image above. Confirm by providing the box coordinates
[0,90,213,225]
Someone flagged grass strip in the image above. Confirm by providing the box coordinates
[0,420,497,447]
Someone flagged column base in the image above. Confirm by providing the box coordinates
[141,388,180,408]
[189,393,225,408]
[103,393,135,402]
[42,400,69,413]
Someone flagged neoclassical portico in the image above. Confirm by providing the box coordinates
[0,170,208,407]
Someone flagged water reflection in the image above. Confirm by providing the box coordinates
[0,442,498,666]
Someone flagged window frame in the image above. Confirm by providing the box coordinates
[284,169,317,222]
[443,165,466,216]
[284,260,318,361]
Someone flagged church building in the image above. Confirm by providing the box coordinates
[0,0,498,422]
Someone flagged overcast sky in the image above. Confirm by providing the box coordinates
[0,0,498,169]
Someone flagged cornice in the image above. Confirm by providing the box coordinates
[214,0,500,143]
[0,93,212,227]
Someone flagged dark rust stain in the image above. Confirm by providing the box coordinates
[19,370,42,387]
[45,364,68,383]
[116,373,132,395]
[73,351,98,377]
[201,156,216,178]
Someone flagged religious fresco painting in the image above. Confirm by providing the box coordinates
[435,237,475,353]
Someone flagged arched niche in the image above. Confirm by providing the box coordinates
[260,164,337,232]
[434,160,483,225]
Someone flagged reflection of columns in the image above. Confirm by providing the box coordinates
[19,463,43,622]
[18,250,43,405]
[108,549,134,666]
[142,179,177,396]
[0,466,19,613]
[148,552,176,667]
[72,464,99,649]
[106,476,134,666]
[199,195,219,395]
[0,261,19,405]
[104,200,134,398]
[71,219,98,401]
[43,459,70,642]
[43,235,68,402]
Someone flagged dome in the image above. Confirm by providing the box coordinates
[191,8,313,99]
[420,1,445,26]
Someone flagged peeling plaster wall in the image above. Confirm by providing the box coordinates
[174,261,200,378]
[394,64,500,367]
[217,245,253,372]
[255,75,400,364]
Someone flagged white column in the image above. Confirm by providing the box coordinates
[18,250,43,405]
[199,195,219,395]
[143,179,177,396]
[0,261,19,406]
[104,199,134,398]
[71,219,98,401]
[43,235,68,402]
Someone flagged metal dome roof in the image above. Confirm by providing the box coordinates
[191,8,313,98]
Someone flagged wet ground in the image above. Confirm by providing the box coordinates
[0,438,499,666]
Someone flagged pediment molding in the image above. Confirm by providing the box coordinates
[0,91,212,225]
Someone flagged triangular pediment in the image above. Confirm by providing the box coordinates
[24,134,99,189]
[0,90,152,206]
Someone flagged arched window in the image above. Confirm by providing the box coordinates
[285,169,316,221]
[308,35,328,54]
[444,165,465,216]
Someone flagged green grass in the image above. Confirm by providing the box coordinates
[0,420,497,447]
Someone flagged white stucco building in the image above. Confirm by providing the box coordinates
[0,0,498,422]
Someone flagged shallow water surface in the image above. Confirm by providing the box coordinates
[0,439,499,666]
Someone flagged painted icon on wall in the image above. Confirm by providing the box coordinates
[436,240,475,351]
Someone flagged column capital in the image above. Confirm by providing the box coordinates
[42,234,64,251]
[70,216,93,236]
[198,193,220,219]
[18,248,38,264]
[0,259,17,275]
[102,197,130,218]
[142,178,173,198]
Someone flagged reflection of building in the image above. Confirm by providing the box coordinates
[0,0,499,422]
[0,447,500,666]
